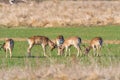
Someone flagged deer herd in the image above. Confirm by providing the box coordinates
[0,35,103,58]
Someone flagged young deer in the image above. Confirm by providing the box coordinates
[85,37,103,56]
[0,39,14,58]
[52,35,64,55]
[27,36,56,57]
[59,36,82,57]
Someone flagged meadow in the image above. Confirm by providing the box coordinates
[0,0,120,79]
[0,25,119,80]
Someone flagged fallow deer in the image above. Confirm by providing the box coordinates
[59,36,82,57]
[52,35,64,55]
[85,37,103,56]
[0,38,14,58]
[27,36,56,57]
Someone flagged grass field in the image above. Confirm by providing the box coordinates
[0,25,119,80]
[0,25,119,39]
[0,25,119,66]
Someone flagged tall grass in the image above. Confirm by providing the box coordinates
[0,1,120,27]
[0,59,119,80]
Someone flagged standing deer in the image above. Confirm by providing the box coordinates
[85,37,103,56]
[59,36,82,57]
[0,39,14,58]
[52,35,64,55]
[27,36,56,57]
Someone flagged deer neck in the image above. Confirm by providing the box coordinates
[48,40,53,47]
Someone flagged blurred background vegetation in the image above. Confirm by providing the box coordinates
[0,0,120,27]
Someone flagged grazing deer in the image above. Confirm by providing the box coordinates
[59,36,82,57]
[27,36,56,57]
[0,39,14,58]
[85,37,103,56]
[52,35,64,55]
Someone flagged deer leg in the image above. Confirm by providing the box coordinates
[9,48,12,58]
[97,46,101,56]
[93,47,96,56]
[80,47,83,56]
[57,47,61,56]
[75,45,81,57]
[68,48,71,56]
[99,46,102,56]
[65,47,68,57]
[59,47,64,56]
[5,49,8,58]
[77,47,80,57]
[27,44,33,57]
[42,44,47,56]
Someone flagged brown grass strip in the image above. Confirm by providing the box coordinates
[82,40,120,44]
[0,38,120,44]
[0,38,27,41]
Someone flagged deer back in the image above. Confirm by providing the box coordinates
[60,36,81,49]
[90,37,103,47]
[28,36,49,45]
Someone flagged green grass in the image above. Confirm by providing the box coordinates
[0,25,119,68]
[0,25,119,40]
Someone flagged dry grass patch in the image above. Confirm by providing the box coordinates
[0,1,120,27]
[0,63,119,80]
[0,38,120,44]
